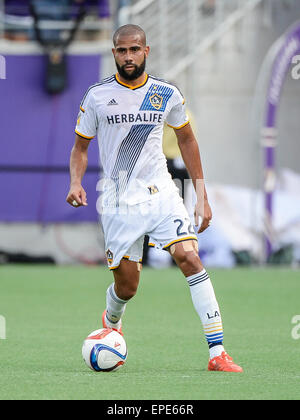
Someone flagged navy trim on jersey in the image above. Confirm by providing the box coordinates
[80,75,115,107]
[148,74,185,100]
[148,74,174,86]
[111,124,155,183]
[108,124,155,207]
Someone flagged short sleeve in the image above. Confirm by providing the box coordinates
[75,89,98,140]
[166,88,190,129]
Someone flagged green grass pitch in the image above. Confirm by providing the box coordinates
[0,265,300,400]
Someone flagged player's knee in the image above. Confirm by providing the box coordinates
[113,260,140,300]
[173,249,203,276]
[116,284,137,301]
[182,255,202,276]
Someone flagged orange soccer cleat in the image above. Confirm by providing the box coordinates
[208,351,243,373]
[102,310,123,336]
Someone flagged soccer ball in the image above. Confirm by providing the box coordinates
[82,328,127,372]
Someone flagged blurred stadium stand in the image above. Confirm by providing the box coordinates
[0,0,300,266]
[2,0,111,41]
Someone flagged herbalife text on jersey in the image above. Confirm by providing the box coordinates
[106,112,163,125]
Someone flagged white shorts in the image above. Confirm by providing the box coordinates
[101,190,198,270]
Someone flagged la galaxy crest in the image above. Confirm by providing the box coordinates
[149,92,163,110]
[139,83,174,112]
[106,249,114,266]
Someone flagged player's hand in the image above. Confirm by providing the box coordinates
[66,184,88,208]
[194,198,212,233]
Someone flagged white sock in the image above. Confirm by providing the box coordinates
[186,269,225,359]
[105,283,127,330]
[208,345,225,360]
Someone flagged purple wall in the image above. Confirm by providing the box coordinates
[0,54,102,222]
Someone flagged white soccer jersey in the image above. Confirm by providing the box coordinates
[75,73,189,206]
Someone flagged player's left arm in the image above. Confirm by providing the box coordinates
[175,123,212,233]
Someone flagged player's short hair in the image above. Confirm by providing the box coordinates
[113,24,146,46]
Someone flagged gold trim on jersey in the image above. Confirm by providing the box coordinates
[109,264,119,270]
[123,255,143,262]
[163,236,198,250]
[109,256,143,270]
[115,73,149,90]
[167,120,190,130]
[80,106,85,113]
[75,129,94,140]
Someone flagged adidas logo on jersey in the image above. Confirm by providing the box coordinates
[107,99,118,106]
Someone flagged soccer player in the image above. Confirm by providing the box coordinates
[66,24,243,372]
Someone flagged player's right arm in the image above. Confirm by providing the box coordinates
[66,134,90,207]
[67,88,97,207]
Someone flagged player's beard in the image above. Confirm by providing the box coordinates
[116,55,146,81]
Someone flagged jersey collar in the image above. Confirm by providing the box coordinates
[115,73,149,90]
